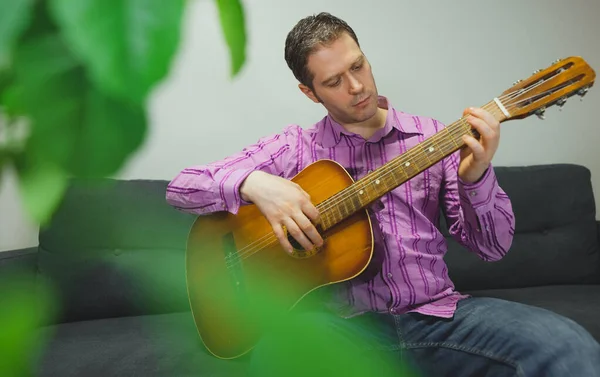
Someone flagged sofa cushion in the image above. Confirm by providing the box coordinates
[442,164,600,291]
[37,179,196,323]
[466,285,600,343]
[34,311,249,377]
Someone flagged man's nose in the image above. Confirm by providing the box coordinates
[348,75,363,94]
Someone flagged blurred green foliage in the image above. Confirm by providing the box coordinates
[0,0,247,374]
[0,272,58,377]
[0,0,247,224]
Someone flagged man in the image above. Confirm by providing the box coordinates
[167,12,600,377]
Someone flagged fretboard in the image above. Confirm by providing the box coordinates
[316,100,507,231]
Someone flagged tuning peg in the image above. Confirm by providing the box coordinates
[533,69,543,75]
[513,79,523,86]
[556,97,567,111]
[577,87,589,101]
[535,107,546,120]
[553,58,563,64]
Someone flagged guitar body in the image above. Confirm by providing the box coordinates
[185,160,374,359]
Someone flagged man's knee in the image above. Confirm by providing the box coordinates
[517,308,600,372]
[524,310,597,349]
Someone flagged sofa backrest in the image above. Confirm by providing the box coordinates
[37,178,196,323]
[442,164,600,292]
[38,164,600,324]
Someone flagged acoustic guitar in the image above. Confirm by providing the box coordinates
[184,56,595,359]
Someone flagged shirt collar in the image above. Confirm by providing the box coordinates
[317,95,423,148]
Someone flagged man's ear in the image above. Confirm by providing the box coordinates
[299,84,320,104]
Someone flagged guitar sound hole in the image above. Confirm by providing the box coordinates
[287,234,303,251]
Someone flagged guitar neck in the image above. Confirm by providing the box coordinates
[316,99,508,232]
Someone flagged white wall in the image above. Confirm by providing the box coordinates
[2,0,600,251]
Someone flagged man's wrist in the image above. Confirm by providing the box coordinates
[240,170,260,202]
[459,162,490,185]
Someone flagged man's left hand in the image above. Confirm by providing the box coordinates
[458,107,500,183]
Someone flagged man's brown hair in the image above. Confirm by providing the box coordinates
[284,12,360,91]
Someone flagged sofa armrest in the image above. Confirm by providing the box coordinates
[0,247,38,281]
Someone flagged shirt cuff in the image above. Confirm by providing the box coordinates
[458,164,498,212]
[213,168,256,214]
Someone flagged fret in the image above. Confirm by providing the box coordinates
[461,118,472,135]
[373,170,395,196]
[435,140,450,157]
[350,193,362,212]
[411,151,430,171]
[332,205,343,225]
[426,139,445,161]
[444,125,462,149]
[319,210,330,229]
[400,158,418,177]
[382,171,396,189]
[341,198,351,217]
[357,183,369,197]
[421,143,434,165]
[320,211,332,231]
[391,166,406,183]
[370,175,383,196]
[433,130,452,155]
[355,185,367,206]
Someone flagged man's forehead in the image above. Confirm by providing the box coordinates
[308,45,363,80]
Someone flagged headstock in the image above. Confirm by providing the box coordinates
[498,56,595,121]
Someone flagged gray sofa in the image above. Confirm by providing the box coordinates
[1,163,599,376]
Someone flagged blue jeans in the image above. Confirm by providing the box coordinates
[246,297,600,377]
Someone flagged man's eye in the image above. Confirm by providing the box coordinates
[352,64,363,71]
[328,80,341,87]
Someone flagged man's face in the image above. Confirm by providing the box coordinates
[301,32,379,125]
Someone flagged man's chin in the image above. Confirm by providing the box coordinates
[357,102,379,119]
[351,112,378,124]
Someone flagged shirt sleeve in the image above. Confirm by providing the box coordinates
[165,125,301,215]
[440,150,515,261]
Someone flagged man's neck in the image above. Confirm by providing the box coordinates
[338,107,388,140]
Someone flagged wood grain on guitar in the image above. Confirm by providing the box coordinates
[184,56,596,359]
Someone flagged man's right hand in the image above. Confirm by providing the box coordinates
[239,170,323,255]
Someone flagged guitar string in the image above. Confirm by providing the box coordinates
[316,68,580,213]
[224,119,478,267]
[226,79,559,267]
[226,85,555,268]
[224,85,537,265]
[228,61,583,263]
[226,75,577,267]
[244,70,560,231]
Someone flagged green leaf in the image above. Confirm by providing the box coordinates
[0,272,58,376]
[3,34,85,169]
[48,0,186,104]
[216,0,247,77]
[5,33,147,223]
[0,0,36,71]
[15,157,69,225]
[72,87,146,178]
[0,68,13,98]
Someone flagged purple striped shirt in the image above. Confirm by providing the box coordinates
[166,96,515,319]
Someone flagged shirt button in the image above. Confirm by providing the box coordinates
[367,169,373,173]
[469,191,477,197]
[389,308,397,314]
[387,273,393,278]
